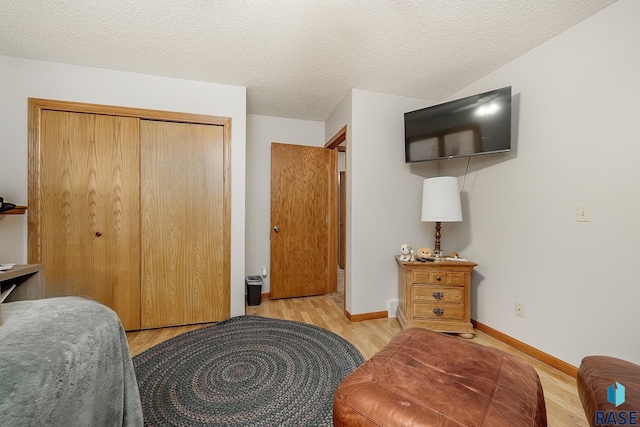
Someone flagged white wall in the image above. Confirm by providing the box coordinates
[348,89,439,315]
[441,0,640,366]
[325,92,353,308]
[245,114,325,294]
[0,55,248,317]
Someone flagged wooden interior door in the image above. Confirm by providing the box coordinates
[270,143,337,299]
[140,120,229,328]
[39,110,141,330]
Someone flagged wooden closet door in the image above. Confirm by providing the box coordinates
[140,120,228,328]
[39,110,141,330]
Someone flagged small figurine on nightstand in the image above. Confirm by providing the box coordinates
[399,244,415,262]
[445,251,469,261]
[415,247,434,260]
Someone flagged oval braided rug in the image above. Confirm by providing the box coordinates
[133,315,364,426]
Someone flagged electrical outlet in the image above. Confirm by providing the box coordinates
[388,300,399,318]
[515,302,524,318]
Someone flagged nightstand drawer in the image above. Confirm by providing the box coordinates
[413,303,465,320]
[413,285,463,303]
[413,271,465,285]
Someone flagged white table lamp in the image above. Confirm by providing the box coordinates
[421,177,462,258]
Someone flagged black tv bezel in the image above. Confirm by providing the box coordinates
[404,86,512,163]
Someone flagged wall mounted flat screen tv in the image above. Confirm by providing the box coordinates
[404,86,512,163]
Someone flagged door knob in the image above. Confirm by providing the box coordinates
[273,226,280,233]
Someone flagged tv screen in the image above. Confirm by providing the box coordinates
[404,86,512,163]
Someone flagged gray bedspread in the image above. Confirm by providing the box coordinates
[0,297,143,426]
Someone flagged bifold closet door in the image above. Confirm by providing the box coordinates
[39,110,141,331]
[140,120,228,329]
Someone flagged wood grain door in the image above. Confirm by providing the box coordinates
[270,143,337,299]
[140,120,229,328]
[39,110,141,330]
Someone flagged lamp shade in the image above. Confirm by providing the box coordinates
[421,177,462,222]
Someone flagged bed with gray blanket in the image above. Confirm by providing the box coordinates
[0,297,143,426]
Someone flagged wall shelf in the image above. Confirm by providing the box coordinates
[0,205,27,215]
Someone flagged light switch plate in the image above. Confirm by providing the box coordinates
[577,205,591,222]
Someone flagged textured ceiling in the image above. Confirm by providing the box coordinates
[0,0,616,121]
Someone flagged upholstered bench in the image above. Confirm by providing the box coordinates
[333,328,547,427]
[577,356,640,427]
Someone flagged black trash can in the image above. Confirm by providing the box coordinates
[246,275,263,306]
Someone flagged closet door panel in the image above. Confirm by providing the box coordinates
[40,110,141,330]
[140,120,227,328]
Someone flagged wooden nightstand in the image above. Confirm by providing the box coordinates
[396,256,476,338]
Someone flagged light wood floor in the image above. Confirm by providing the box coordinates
[127,292,588,427]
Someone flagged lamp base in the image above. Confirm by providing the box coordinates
[433,250,445,260]
[433,222,443,257]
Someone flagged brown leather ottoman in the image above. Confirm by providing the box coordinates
[333,328,546,427]
[577,356,640,427]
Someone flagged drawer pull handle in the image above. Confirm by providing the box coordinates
[432,291,444,300]
[436,276,442,281]
[433,308,444,316]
